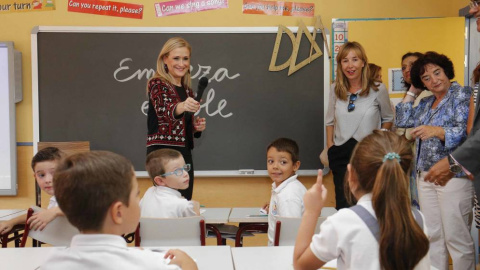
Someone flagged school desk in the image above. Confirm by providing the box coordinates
[231,246,337,270]
[201,208,231,245]
[0,209,27,248]
[229,208,268,247]
[0,245,234,270]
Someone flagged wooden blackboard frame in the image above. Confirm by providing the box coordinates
[31,26,330,177]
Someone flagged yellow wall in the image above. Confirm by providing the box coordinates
[349,17,466,98]
[0,0,469,209]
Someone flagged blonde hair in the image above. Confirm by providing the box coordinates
[346,131,429,270]
[334,42,378,101]
[147,37,192,93]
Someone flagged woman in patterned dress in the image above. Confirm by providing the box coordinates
[395,51,474,270]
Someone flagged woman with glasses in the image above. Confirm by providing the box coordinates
[395,51,474,270]
[146,37,206,200]
[326,41,393,210]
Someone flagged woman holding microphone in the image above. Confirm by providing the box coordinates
[146,37,206,200]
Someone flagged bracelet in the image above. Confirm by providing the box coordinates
[406,91,418,99]
[380,128,389,132]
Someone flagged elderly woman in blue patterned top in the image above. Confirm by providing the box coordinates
[395,51,474,270]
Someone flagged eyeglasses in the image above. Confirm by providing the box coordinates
[470,0,479,8]
[161,164,191,177]
[348,94,357,112]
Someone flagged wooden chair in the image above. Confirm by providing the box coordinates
[134,216,206,247]
[273,216,326,246]
[19,206,79,247]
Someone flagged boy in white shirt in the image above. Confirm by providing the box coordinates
[41,151,197,270]
[0,147,64,235]
[141,149,200,218]
[264,138,307,246]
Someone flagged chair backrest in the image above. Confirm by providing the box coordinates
[135,216,206,247]
[274,216,326,246]
[20,206,80,247]
[321,207,338,217]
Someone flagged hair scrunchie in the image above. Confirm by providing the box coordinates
[383,152,401,163]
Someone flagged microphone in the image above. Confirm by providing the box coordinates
[195,77,209,102]
[186,77,208,117]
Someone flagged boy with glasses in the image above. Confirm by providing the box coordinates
[141,149,200,218]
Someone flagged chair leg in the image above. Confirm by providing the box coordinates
[235,223,268,247]
[200,220,206,246]
[19,208,34,248]
[134,224,140,247]
[206,224,223,245]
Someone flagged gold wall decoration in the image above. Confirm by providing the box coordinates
[269,18,324,76]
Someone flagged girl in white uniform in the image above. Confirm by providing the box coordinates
[293,131,431,270]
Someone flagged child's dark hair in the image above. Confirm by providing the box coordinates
[345,130,429,270]
[31,147,63,170]
[146,149,183,185]
[267,138,299,163]
[54,151,134,232]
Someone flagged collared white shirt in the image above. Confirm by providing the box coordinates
[47,196,58,209]
[140,186,196,218]
[310,193,431,269]
[268,174,307,246]
[40,234,180,270]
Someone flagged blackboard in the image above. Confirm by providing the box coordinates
[32,27,327,176]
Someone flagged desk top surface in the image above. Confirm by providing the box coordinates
[0,209,27,221]
[231,246,337,270]
[229,208,268,223]
[0,245,234,270]
[200,208,231,224]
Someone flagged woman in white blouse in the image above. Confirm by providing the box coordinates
[326,41,393,210]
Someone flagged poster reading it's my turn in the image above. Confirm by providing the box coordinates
[0,0,55,13]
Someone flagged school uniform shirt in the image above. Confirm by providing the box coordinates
[268,174,307,246]
[47,196,58,209]
[140,186,196,218]
[40,234,180,270]
[310,193,431,269]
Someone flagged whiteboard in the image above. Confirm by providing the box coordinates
[0,41,17,195]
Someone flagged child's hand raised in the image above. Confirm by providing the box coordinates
[303,169,328,215]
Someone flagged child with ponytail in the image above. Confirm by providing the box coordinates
[293,131,431,270]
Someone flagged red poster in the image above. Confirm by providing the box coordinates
[68,0,143,19]
[243,0,314,17]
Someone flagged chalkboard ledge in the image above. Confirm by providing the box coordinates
[134,170,322,178]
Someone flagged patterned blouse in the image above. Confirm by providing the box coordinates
[395,82,471,175]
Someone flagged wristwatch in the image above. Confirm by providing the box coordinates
[447,154,462,174]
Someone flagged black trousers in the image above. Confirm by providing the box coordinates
[147,146,194,200]
[327,138,357,210]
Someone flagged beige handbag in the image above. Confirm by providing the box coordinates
[319,147,329,167]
